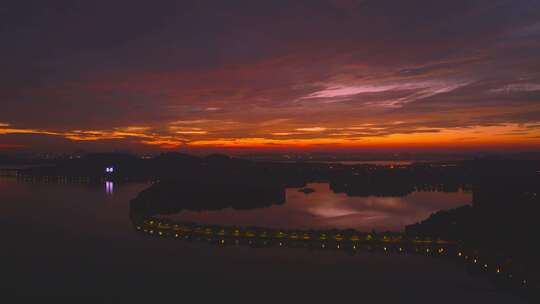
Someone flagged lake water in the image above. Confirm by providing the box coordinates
[0,177,523,301]
[168,183,472,231]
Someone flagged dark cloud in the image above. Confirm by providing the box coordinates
[1,0,540,151]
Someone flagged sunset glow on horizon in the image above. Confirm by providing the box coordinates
[1,1,540,153]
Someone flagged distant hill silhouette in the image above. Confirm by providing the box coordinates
[16,153,540,198]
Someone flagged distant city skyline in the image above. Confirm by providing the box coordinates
[2,0,540,152]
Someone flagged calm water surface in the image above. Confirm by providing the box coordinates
[0,177,523,302]
[170,183,471,231]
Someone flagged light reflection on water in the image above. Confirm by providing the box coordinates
[105,181,114,195]
[166,183,472,231]
[0,177,523,302]
[0,177,471,231]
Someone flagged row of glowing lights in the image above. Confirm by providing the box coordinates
[137,223,439,243]
[456,251,528,286]
[138,226,441,252]
[141,220,451,243]
[137,226,531,287]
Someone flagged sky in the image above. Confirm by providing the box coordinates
[1,0,540,153]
